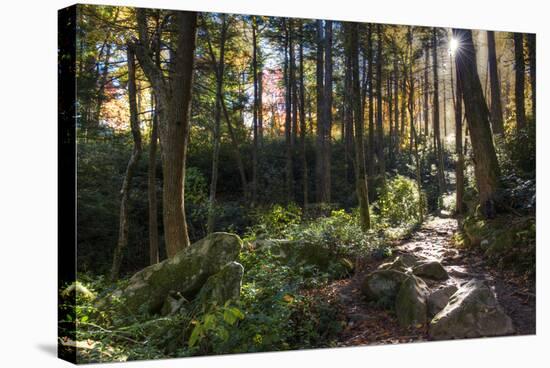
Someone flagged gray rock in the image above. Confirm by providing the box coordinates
[429,280,515,340]
[98,232,242,314]
[195,261,244,307]
[395,275,429,327]
[361,269,408,302]
[160,292,188,316]
[413,261,449,280]
[378,254,419,273]
[427,285,458,316]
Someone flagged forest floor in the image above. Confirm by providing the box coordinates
[305,216,536,346]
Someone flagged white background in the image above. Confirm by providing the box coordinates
[0,0,546,367]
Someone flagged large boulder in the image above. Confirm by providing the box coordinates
[195,261,244,307]
[395,275,429,327]
[361,269,408,302]
[427,285,458,317]
[99,232,242,314]
[413,261,449,281]
[429,280,515,340]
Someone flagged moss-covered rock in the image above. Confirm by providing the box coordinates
[395,275,429,327]
[361,269,408,302]
[98,232,242,314]
[429,280,514,340]
[412,261,449,281]
[195,261,244,307]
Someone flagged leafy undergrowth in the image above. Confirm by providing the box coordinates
[60,176,424,363]
[454,213,535,278]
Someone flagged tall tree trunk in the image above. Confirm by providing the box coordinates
[315,20,325,202]
[487,31,505,135]
[207,15,227,234]
[407,28,423,223]
[148,20,162,266]
[344,37,354,184]
[423,43,430,137]
[299,22,308,207]
[133,10,197,256]
[388,74,394,166]
[284,20,294,202]
[347,22,371,231]
[453,28,501,218]
[148,99,159,265]
[323,20,333,203]
[290,19,298,149]
[110,47,142,280]
[393,56,400,154]
[376,25,386,187]
[451,53,465,216]
[527,33,536,121]
[514,32,526,132]
[252,16,259,206]
[432,29,446,198]
[367,25,375,196]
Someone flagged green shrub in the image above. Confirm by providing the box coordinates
[376,175,424,227]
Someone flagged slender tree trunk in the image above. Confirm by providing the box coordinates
[284,20,294,202]
[487,31,505,135]
[110,47,142,280]
[514,32,526,131]
[432,29,446,198]
[207,15,227,234]
[376,25,386,187]
[453,28,501,218]
[393,56,400,154]
[347,22,371,231]
[451,53,465,216]
[323,20,333,203]
[299,22,308,207]
[423,44,430,137]
[388,74,394,166]
[315,20,325,202]
[148,22,161,265]
[148,99,159,265]
[252,16,259,206]
[366,25,375,186]
[344,39,354,184]
[407,28,423,223]
[527,33,536,121]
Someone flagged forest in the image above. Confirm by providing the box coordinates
[59,4,536,363]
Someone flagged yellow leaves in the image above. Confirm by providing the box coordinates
[282,294,295,303]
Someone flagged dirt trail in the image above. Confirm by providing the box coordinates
[316,216,535,347]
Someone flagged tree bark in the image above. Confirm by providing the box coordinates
[133,10,197,257]
[148,100,159,265]
[367,25,375,195]
[323,20,333,203]
[299,21,308,207]
[315,20,325,203]
[453,28,501,218]
[432,29,446,198]
[207,15,227,234]
[514,32,526,131]
[284,19,294,202]
[110,46,142,280]
[451,52,465,216]
[252,16,259,206]
[347,22,371,231]
[487,31,505,136]
[376,25,386,187]
[527,33,536,121]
